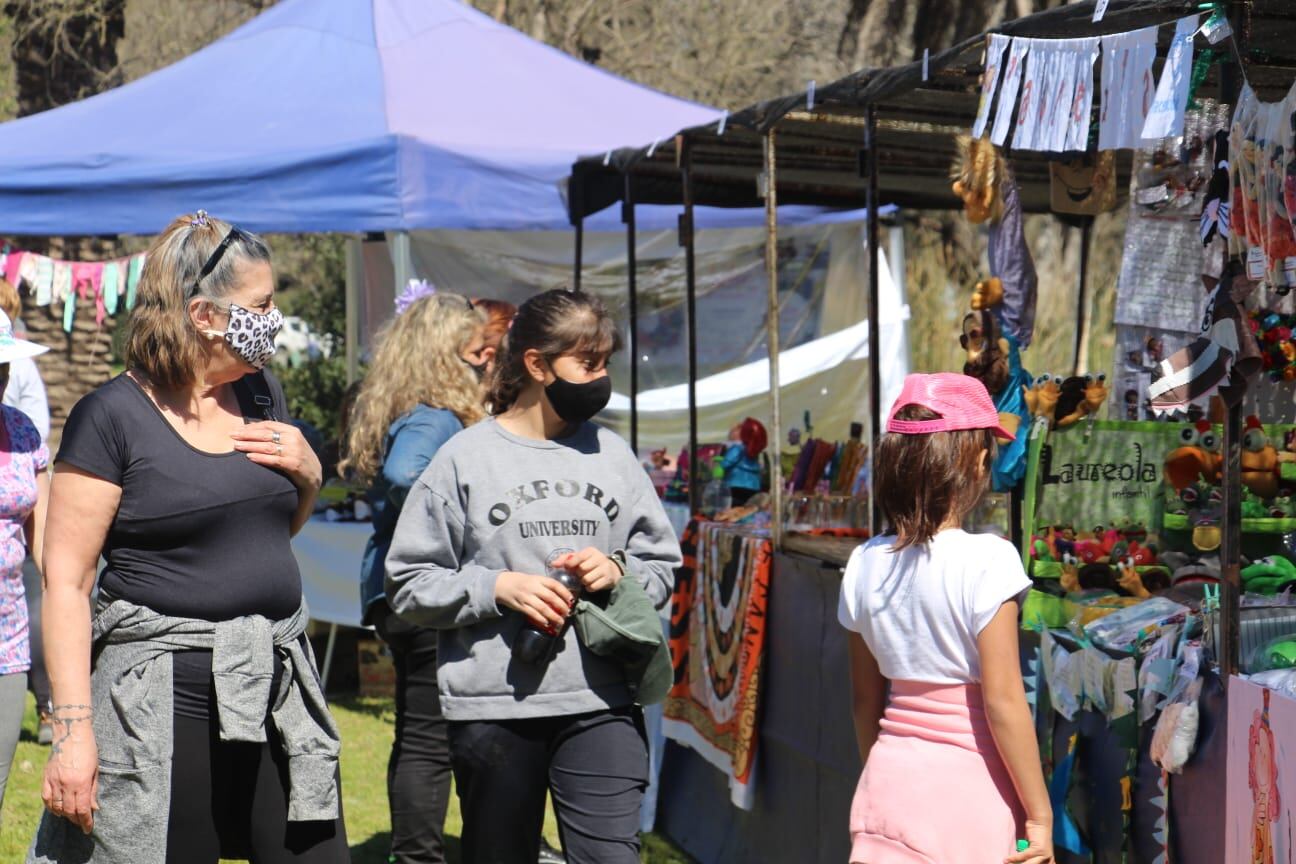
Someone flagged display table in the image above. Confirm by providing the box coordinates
[291,516,370,688]
[656,521,865,863]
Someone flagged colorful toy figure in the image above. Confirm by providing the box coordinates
[1242,556,1296,596]
[971,276,1004,311]
[1165,420,1224,491]
[1249,688,1281,864]
[1024,374,1062,424]
[1242,416,1283,500]
[1117,559,1152,599]
[1055,374,1108,429]
[951,136,1006,224]
[1059,552,1081,594]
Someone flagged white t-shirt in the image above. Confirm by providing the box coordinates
[2,356,49,442]
[837,530,1031,685]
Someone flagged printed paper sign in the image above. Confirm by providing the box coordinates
[992,38,1031,146]
[1099,26,1158,150]
[972,34,1010,138]
[1226,680,1296,864]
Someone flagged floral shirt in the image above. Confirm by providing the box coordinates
[0,406,48,675]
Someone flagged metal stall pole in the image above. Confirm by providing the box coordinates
[343,235,363,386]
[624,176,640,456]
[573,218,585,292]
[865,105,883,537]
[1217,0,1246,686]
[1072,220,1093,376]
[764,131,784,550]
[680,140,702,514]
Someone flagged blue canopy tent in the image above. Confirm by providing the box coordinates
[0,0,720,235]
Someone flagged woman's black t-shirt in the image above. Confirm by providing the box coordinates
[57,372,302,622]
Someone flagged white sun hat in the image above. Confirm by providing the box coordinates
[0,309,49,363]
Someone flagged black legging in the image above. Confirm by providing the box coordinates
[165,702,349,863]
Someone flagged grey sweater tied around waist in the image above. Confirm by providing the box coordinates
[27,598,340,864]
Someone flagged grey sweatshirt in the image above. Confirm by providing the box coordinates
[386,418,681,721]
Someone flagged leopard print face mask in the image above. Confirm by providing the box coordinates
[207,303,284,370]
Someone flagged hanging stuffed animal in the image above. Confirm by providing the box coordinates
[951,136,1006,224]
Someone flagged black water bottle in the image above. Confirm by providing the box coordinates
[512,548,580,665]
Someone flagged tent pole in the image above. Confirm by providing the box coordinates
[764,131,783,551]
[681,140,701,515]
[344,235,363,385]
[624,177,639,457]
[865,104,883,537]
[1072,220,1092,376]
[574,218,584,292]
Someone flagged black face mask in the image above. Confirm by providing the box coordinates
[545,373,612,425]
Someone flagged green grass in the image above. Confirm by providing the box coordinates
[1,694,693,863]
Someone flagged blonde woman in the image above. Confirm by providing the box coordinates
[341,291,487,864]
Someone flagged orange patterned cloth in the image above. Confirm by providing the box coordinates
[663,519,771,810]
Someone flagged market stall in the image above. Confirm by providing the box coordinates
[568,0,1296,860]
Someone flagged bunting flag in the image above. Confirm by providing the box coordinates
[0,244,146,327]
[1005,36,1099,151]
[1098,26,1159,150]
[991,38,1031,146]
[1141,16,1200,142]
[972,34,1011,139]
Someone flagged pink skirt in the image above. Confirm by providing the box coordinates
[850,681,1024,864]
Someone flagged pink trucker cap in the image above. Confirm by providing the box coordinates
[886,373,1016,442]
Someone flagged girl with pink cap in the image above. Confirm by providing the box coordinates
[839,373,1053,864]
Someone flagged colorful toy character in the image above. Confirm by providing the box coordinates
[961,308,1032,491]
[1173,481,1223,552]
[971,276,1004,310]
[1059,552,1081,594]
[1023,374,1062,424]
[1165,420,1224,491]
[951,136,1005,224]
[1243,489,1271,520]
[1117,559,1152,599]
[1249,688,1281,864]
[1242,556,1296,596]
[1054,374,1108,429]
[1270,495,1294,519]
[1242,416,1282,500]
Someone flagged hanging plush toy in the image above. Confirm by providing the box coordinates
[951,136,1006,224]
[1165,420,1224,491]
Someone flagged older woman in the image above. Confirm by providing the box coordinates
[29,212,346,864]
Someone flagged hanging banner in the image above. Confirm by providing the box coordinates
[972,34,1011,139]
[1012,39,1050,151]
[1099,26,1158,150]
[1141,15,1200,142]
[1008,37,1101,153]
[1064,40,1100,152]
[992,38,1031,146]
[102,260,121,317]
[1028,421,1184,533]
[33,256,53,307]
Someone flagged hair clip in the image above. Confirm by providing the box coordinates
[394,278,437,316]
[189,210,209,227]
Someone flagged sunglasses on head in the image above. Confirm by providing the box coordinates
[189,226,249,300]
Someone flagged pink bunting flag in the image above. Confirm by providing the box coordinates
[2,252,23,286]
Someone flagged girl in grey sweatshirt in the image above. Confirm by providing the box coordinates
[385,289,681,864]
